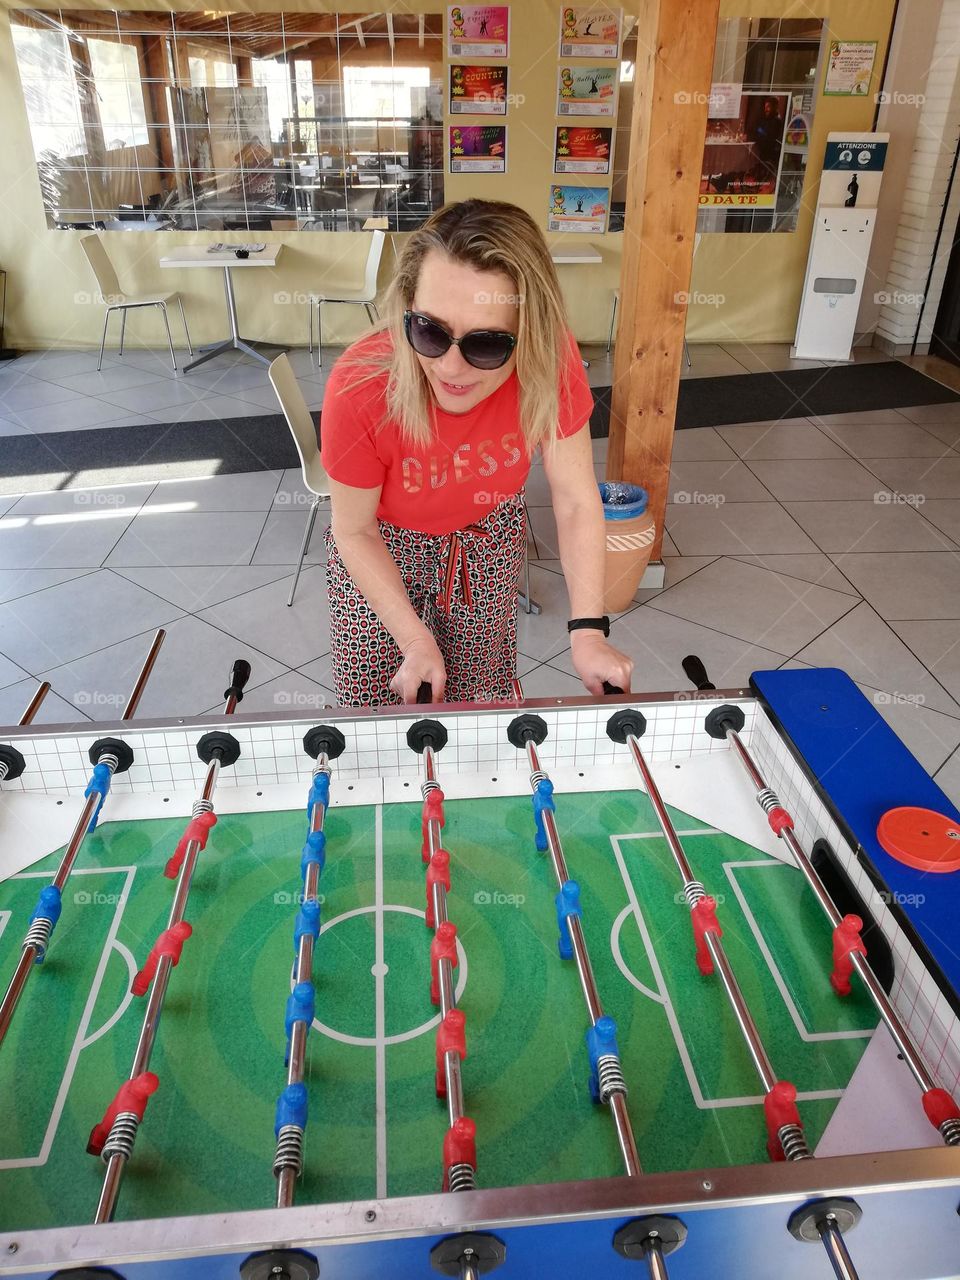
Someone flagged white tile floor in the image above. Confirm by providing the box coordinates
[0,340,958,809]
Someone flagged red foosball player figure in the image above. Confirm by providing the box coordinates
[426,849,452,929]
[430,921,459,1006]
[87,1071,159,1157]
[831,914,867,997]
[442,1115,476,1191]
[132,921,193,997]
[435,1009,467,1098]
[422,788,445,863]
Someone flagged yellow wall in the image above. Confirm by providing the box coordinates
[0,0,896,351]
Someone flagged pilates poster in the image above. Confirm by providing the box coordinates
[449,125,507,173]
[450,64,509,115]
[558,6,622,59]
[447,6,509,58]
[547,184,609,233]
[557,65,617,116]
[554,126,613,175]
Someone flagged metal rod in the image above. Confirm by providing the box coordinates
[121,629,166,720]
[622,731,782,1096]
[724,727,938,1097]
[643,1240,670,1280]
[522,737,642,1178]
[18,681,51,725]
[95,670,245,1222]
[818,1219,862,1280]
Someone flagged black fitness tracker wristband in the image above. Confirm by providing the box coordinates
[567,616,610,637]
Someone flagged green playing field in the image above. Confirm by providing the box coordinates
[0,786,878,1231]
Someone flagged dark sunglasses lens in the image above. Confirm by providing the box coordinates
[406,314,451,358]
[460,332,515,369]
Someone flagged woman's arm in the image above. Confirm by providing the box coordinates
[541,425,634,695]
[329,478,447,701]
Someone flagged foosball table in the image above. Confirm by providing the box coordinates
[0,649,958,1280]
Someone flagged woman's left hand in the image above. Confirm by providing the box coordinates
[569,632,634,696]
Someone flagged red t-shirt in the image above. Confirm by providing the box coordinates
[319,330,594,535]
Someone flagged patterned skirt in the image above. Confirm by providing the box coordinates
[324,494,527,707]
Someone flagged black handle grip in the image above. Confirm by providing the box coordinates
[225,659,252,703]
[682,655,715,691]
[416,681,433,704]
[602,681,625,695]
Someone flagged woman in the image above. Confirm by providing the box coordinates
[319,198,633,706]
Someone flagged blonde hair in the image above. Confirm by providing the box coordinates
[339,199,572,453]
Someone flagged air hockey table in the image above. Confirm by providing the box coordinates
[0,664,958,1280]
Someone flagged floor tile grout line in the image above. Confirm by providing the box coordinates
[107,564,299,615]
[0,568,99,611]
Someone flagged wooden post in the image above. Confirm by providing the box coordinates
[606,0,720,562]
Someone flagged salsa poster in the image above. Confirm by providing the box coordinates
[449,124,507,173]
[558,6,622,59]
[554,125,613,174]
[447,6,509,58]
[557,65,617,116]
[450,64,508,115]
[547,183,609,233]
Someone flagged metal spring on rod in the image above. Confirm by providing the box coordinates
[0,762,9,783]
[756,788,782,815]
[778,1122,811,1161]
[273,1124,305,1178]
[683,880,707,909]
[447,1162,477,1192]
[940,1117,960,1146]
[22,917,53,959]
[193,797,214,818]
[529,769,548,788]
[597,1054,628,1104]
[101,1112,140,1164]
[421,778,441,799]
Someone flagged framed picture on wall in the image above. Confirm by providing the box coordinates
[449,124,507,172]
[447,6,510,58]
[557,65,617,116]
[558,6,622,59]
[547,183,609,233]
[450,64,509,114]
[554,125,613,174]
[699,91,790,211]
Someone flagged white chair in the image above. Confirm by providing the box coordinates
[608,233,701,368]
[268,354,331,607]
[80,234,192,373]
[307,229,385,367]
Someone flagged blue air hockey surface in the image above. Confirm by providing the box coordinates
[0,667,958,1280]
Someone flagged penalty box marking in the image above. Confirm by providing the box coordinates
[0,866,137,1170]
[609,833,844,1110]
[722,861,875,1044]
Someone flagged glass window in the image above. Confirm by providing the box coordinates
[343,65,431,119]
[10,23,85,161]
[87,38,149,148]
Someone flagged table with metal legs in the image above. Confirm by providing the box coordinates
[159,246,288,372]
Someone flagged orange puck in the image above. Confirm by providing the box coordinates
[876,807,960,874]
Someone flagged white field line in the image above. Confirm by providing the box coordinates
[610,835,842,1109]
[0,866,136,1169]
[722,861,875,1043]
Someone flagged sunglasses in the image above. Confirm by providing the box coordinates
[403,310,517,370]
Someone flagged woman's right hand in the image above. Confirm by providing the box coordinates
[390,634,447,704]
